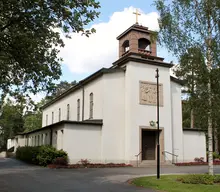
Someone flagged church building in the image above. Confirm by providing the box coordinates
[7,19,207,166]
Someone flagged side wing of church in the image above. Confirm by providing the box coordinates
[7,24,207,166]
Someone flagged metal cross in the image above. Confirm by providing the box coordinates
[133,8,141,24]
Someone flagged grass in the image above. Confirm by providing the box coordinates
[131,175,220,192]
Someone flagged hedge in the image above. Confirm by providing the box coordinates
[16,145,68,166]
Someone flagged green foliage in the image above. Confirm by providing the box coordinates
[52,157,68,166]
[16,145,68,166]
[177,174,220,185]
[23,111,42,132]
[154,0,220,60]
[16,146,40,164]
[0,100,25,149]
[154,0,220,160]
[132,175,220,192]
[213,152,220,159]
[45,80,77,101]
[0,0,100,102]
[36,145,67,166]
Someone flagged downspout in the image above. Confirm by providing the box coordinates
[82,85,85,121]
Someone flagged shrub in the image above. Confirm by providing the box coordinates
[78,159,91,167]
[16,145,68,166]
[194,157,204,162]
[177,174,220,185]
[52,157,68,166]
[213,152,220,159]
[36,145,67,166]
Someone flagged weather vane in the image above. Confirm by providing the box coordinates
[133,8,141,24]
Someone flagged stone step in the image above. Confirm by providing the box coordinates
[138,160,175,168]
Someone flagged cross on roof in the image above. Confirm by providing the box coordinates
[133,8,141,24]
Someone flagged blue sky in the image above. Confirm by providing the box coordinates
[59,0,177,83]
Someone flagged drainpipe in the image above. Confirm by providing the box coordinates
[82,86,85,121]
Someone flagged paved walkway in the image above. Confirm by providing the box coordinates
[1,158,220,192]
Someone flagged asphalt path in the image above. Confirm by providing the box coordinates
[0,158,220,192]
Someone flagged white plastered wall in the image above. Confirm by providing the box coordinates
[101,72,126,163]
[83,77,103,120]
[170,81,184,162]
[183,130,207,162]
[42,77,104,127]
[63,124,102,164]
[124,61,173,162]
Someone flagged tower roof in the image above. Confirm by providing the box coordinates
[116,24,156,40]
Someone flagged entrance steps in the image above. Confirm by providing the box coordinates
[138,160,175,168]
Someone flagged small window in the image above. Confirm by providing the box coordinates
[89,93,93,119]
[38,135,40,146]
[77,99,80,121]
[52,112,54,124]
[46,115,48,126]
[41,134,43,145]
[59,108,61,121]
[67,104,70,120]
[45,133,48,145]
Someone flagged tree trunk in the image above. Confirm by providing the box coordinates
[207,16,213,175]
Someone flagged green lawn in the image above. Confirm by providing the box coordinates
[132,175,220,192]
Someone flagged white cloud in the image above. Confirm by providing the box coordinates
[59,7,160,74]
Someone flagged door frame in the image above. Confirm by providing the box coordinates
[139,126,165,162]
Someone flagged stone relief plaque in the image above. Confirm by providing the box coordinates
[139,81,163,106]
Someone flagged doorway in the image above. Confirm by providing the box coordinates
[142,130,156,160]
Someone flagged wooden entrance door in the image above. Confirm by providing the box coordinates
[142,130,156,160]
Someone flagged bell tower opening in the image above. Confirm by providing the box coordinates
[123,40,130,53]
[138,38,151,52]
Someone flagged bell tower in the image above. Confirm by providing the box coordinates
[116,9,159,59]
[117,24,157,58]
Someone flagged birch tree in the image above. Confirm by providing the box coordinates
[154,0,220,175]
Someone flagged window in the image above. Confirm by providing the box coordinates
[52,112,54,124]
[46,115,48,126]
[53,131,58,148]
[89,93,94,119]
[77,99,80,121]
[67,104,70,120]
[59,108,61,121]
[38,135,40,146]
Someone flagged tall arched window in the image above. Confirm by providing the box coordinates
[77,99,80,121]
[67,104,70,120]
[58,108,61,121]
[52,112,54,124]
[46,114,48,126]
[122,40,129,53]
[89,93,94,119]
[138,38,151,51]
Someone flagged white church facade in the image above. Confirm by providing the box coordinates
[7,24,207,166]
